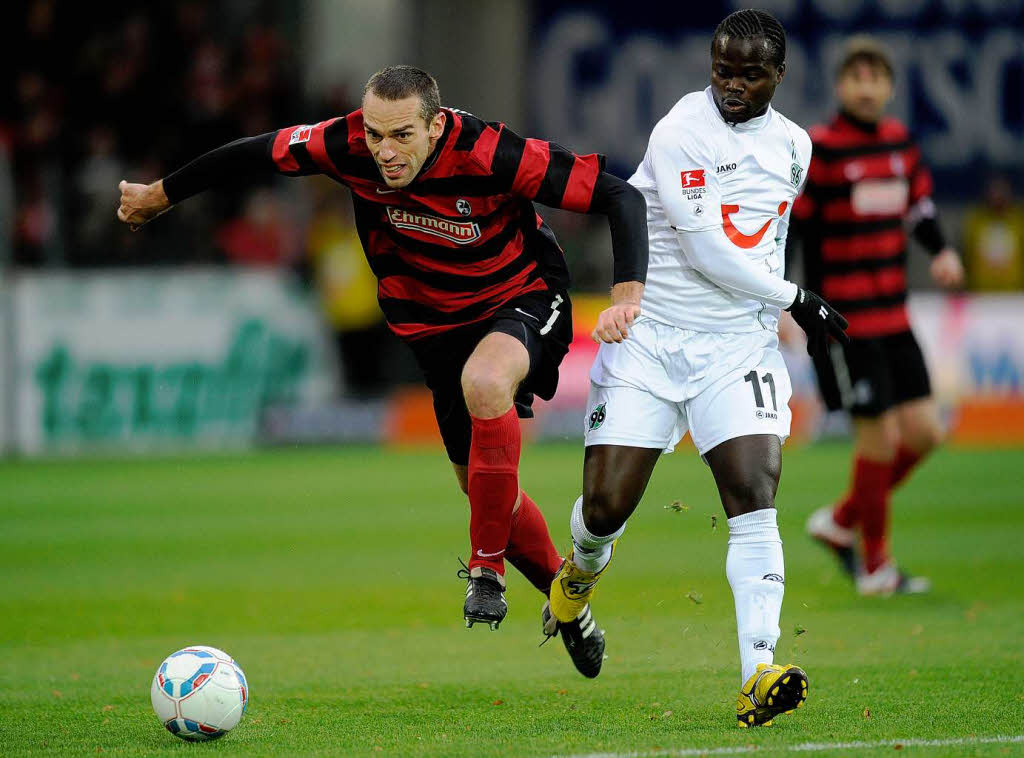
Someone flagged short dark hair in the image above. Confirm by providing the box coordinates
[711,9,787,69]
[836,36,894,81]
[363,65,441,124]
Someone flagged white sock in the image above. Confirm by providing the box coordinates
[569,496,624,573]
[726,508,785,685]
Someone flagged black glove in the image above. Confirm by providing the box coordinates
[786,288,849,357]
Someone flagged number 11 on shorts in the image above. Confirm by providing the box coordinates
[744,370,777,411]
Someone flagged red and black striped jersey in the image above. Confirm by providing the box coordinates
[792,113,934,338]
[268,108,604,340]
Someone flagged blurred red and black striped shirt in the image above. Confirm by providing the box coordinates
[269,108,603,341]
[792,114,934,338]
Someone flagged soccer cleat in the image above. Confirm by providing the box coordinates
[735,663,809,728]
[541,601,605,678]
[856,561,931,596]
[548,544,615,624]
[806,506,859,579]
[460,565,508,630]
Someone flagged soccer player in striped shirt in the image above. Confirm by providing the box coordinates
[790,38,965,595]
[116,65,649,677]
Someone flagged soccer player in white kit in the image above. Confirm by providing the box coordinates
[543,10,849,727]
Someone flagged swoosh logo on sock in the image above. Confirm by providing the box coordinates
[476,548,506,558]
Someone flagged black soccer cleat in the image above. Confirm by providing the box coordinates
[541,600,605,678]
[806,506,859,579]
[460,564,507,630]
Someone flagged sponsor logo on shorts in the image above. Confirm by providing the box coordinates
[386,207,481,244]
[588,403,606,431]
[756,409,778,420]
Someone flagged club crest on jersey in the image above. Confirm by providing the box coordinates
[588,403,606,431]
[289,125,314,145]
[790,162,803,187]
[455,198,472,216]
[387,207,481,244]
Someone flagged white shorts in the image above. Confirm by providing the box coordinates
[584,317,792,456]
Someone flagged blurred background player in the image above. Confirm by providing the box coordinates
[791,38,965,596]
[544,10,848,726]
[116,65,649,675]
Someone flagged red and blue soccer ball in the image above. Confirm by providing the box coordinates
[150,646,248,741]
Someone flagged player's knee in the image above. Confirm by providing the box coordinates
[582,489,631,537]
[721,476,777,514]
[461,365,514,418]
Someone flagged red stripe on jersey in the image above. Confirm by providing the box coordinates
[389,278,550,340]
[814,149,918,187]
[472,124,502,170]
[821,229,906,262]
[909,165,933,204]
[367,227,527,277]
[511,139,551,198]
[272,129,300,172]
[822,267,906,302]
[307,118,342,176]
[561,153,601,212]
[378,262,539,312]
[845,305,911,339]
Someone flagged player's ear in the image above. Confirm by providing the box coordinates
[775,61,786,85]
[430,110,446,140]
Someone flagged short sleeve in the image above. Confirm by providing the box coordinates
[648,121,721,232]
[269,116,350,178]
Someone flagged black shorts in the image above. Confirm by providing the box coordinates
[811,330,931,417]
[408,288,573,465]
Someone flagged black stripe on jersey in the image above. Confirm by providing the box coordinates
[380,284,540,328]
[803,182,850,202]
[379,217,523,264]
[826,292,907,312]
[452,115,490,152]
[818,218,904,238]
[371,247,536,293]
[537,145,575,206]
[819,252,908,274]
[322,117,350,168]
[812,138,914,161]
[288,141,319,175]
[413,126,526,196]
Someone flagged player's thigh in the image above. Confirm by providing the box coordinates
[892,396,943,453]
[461,331,531,416]
[852,412,900,462]
[703,434,782,518]
[685,342,793,457]
[885,331,933,409]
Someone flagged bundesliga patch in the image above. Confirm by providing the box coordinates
[289,125,314,145]
[680,169,706,201]
[681,169,706,188]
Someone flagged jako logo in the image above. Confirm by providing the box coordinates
[722,201,789,249]
[387,208,481,244]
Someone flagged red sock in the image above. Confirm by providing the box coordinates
[506,491,564,594]
[889,446,924,490]
[837,457,892,573]
[467,408,521,575]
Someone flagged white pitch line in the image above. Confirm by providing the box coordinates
[553,734,1024,758]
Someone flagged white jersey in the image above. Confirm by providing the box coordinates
[629,87,812,333]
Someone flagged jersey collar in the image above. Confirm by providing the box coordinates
[703,87,773,132]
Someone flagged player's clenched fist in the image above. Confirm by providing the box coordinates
[116,179,171,231]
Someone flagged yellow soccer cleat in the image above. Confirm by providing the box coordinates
[735,663,809,728]
[548,544,615,624]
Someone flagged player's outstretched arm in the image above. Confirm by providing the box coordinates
[115,131,292,231]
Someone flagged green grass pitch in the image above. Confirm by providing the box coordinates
[1,442,1022,756]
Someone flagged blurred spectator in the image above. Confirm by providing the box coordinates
[962,176,1024,292]
[8,2,304,268]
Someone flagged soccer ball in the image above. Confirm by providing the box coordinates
[150,645,248,741]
